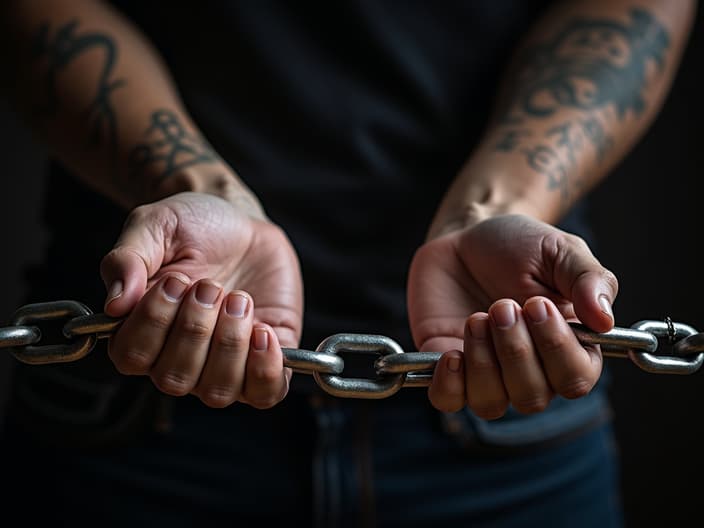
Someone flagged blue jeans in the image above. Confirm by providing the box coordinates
[1,387,623,528]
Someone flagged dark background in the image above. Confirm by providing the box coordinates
[0,9,702,528]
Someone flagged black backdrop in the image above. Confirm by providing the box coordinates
[1,9,702,527]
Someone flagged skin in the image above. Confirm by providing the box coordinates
[1,0,696,414]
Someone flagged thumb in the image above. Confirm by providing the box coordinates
[555,241,619,333]
[100,209,166,316]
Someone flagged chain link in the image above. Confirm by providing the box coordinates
[2,300,704,399]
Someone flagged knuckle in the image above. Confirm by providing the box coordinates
[568,232,589,251]
[143,305,173,332]
[496,342,532,365]
[179,318,213,342]
[246,395,281,410]
[152,371,195,396]
[465,353,498,373]
[428,388,465,413]
[125,204,154,226]
[556,378,593,399]
[513,394,551,415]
[109,346,152,374]
[537,332,570,357]
[250,365,282,385]
[199,386,238,408]
[217,331,248,351]
[470,402,508,420]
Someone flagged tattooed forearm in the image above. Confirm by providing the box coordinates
[503,8,669,123]
[522,118,613,200]
[32,19,125,153]
[129,109,218,194]
[492,8,669,203]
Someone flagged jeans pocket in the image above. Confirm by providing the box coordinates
[440,386,613,451]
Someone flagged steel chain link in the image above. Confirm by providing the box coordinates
[2,300,704,399]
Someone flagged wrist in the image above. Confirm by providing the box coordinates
[151,165,268,221]
[428,148,560,240]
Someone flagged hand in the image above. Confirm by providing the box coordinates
[407,214,618,418]
[99,191,304,409]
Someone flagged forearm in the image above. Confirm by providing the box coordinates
[430,0,696,238]
[0,0,261,214]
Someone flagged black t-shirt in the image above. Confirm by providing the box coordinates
[43,0,560,350]
[13,1,611,446]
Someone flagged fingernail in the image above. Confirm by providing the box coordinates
[468,317,487,339]
[195,281,220,306]
[105,280,123,306]
[253,327,268,351]
[226,293,249,318]
[491,302,516,329]
[163,276,189,302]
[599,295,613,320]
[524,299,548,323]
[447,354,462,373]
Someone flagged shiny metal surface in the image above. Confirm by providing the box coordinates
[628,320,704,374]
[3,299,704,398]
[8,300,96,364]
[313,333,406,399]
[0,325,41,348]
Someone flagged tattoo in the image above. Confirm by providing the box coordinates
[492,8,668,203]
[32,20,125,152]
[506,8,669,120]
[524,145,568,198]
[580,116,613,162]
[129,109,218,190]
[522,117,614,201]
[495,129,532,151]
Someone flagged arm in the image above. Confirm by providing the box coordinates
[0,0,260,212]
[1,0,303,409]
[407,0,697,415]
[429,0,696,238]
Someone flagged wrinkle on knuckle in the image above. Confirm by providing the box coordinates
[246,395,281,410]
[513,394,550,415]
[496,342,532,365]
[153,371,194,396]
[180,319,213,342]
[200,386,237,408]
[537,333,570,358]
[251,366,281,385]
[217,331,248,351]
[557,377,593,399]
[465,354,498,373]
[110,347,152,374]
[143,306,173,332]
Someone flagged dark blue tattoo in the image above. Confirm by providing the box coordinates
[129,109,217,193]
[32,19,125,152]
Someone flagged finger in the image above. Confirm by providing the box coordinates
[241,323,291,409]
[523,296,602,399]
[150,279,223,397]
[552,235,619,333]
[464,314,508,420]
[489,299,552,414]
[108,273,190,375]
[100,205,172,317]
[193,291,253,408]
[427,350,465,413]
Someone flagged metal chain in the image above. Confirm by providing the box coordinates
[2,300,704,399]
